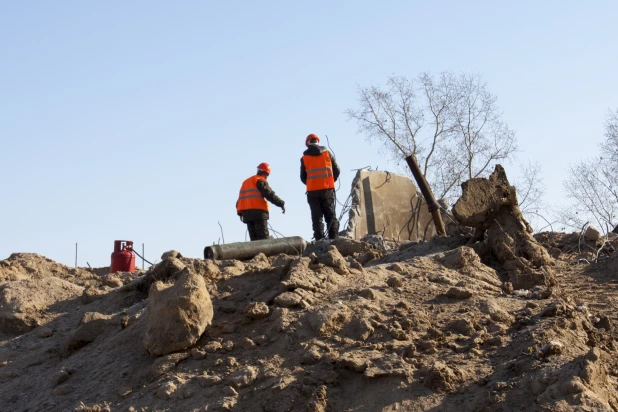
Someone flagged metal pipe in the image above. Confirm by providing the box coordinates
[404,154,446,236]
[204,236,307,260]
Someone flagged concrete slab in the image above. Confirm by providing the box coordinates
[342,170,436,241]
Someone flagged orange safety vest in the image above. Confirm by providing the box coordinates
[236,175,269,212]
[303,151,335,191]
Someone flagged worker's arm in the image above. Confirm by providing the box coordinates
[257,180,285,208]
[300,158,307,184]
[330,152,341,182]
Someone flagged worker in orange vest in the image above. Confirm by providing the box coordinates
[236,163,286,241]
[300,134,341,240]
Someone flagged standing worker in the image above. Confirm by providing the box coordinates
[236,163,286,241]
[300,134,341,240]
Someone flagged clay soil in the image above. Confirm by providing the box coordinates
[1,233,618,412]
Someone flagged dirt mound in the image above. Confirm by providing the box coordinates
[0,253,142,289]
[1,235,618,411]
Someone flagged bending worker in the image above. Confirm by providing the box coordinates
[300,134,341,240]
[236,162,286,241]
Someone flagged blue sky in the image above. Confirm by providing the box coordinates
[1,1,616,267]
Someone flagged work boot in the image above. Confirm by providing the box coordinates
[327,219,340,240]
[312,221,325,241]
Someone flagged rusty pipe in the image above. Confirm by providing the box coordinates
[204,236,307,260]
[404,154,447,236]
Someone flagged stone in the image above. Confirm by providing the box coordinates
[269,307,288,321]
[138,258,186,292]
[541,304,558,317]
[316,246,349,275]
[161,250,183,260]
[156,381,177,400]
[51,370,70,386]
[150,352,190,379]
[241,337,256,350]
[202,342,223,355]
[143,269,214,356]
[199,374,222,388]
[243,302,270,320]
[222,340,234,352]
[191,348,207,360]
[226,366,258,388]
[389,328,408,341]
[446,287,472,299]
[358,289,378,300]
[447,319,475,336]
[274,292,302,308]
[417,339,436,351]
[480,301,514,325]
[386,275,403,288]
[486,336,502,347]
[306,306,351,337]
[301,349,322,365]
[338,353,368,373]
[584,226,601,241]
[53,385,73,396]
[102,274,123,288]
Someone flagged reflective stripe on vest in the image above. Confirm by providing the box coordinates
[303,151,335,191]
[236,175,269,212]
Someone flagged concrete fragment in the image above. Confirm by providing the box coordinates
[343,170,435,241]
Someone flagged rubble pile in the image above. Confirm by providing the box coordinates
[1,167,618,411]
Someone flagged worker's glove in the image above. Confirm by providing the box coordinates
[281,205,286,214]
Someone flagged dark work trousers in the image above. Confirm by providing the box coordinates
[246,219,269,241]
[307,189,339,240]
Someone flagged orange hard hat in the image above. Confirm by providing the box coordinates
[257,162,271,174]
[305,134,320,146]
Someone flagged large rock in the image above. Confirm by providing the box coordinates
[0,277,83,334]
[144,268,213,356]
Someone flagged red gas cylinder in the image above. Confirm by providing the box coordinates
[110,240,136,273]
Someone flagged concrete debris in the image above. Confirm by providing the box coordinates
[343,169,436,241]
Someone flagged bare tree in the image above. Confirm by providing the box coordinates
[347,72,518,205]
[560,109,618,232]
